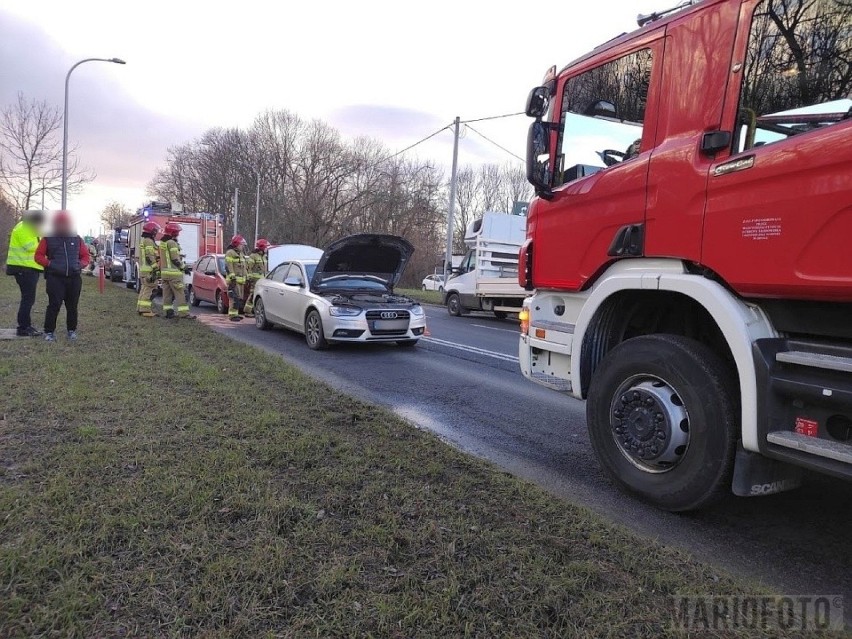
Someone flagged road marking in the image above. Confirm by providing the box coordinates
[421,336,519,363]
[471,323,518,334]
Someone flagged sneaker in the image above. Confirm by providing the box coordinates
[17,326,43,337]
[68,331,78,342]
[44,332,56,342]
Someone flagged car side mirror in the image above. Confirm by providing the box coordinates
[284,276,303,287]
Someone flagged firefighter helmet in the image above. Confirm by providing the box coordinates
[164,221,182,236]
[230,234,247,247]
[255,238,270,252]
[142,221,161,235]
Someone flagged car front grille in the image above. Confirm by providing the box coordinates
[365,310,411,321]
[366,309,410,337]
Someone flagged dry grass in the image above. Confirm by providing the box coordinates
[0,277,840,638]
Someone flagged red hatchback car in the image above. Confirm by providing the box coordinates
[189,254,230,314]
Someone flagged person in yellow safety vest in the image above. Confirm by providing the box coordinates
[158,221,196,320]
[242,238,270,317]
[136,221,161,317]
[6,209,45,337]
[225,234,248,322]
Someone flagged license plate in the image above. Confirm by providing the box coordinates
[372,320,408,331]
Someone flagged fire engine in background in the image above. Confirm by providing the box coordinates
[123,201,224,291]
[519,0,852,511]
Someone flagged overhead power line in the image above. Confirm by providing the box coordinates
[463,124,525,163]
[383,123,454,161]
[461,112,525,124]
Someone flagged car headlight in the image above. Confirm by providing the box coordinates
[410,305,425,317]
[329,305,362,317]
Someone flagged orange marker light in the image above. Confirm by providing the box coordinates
[535,328,546,339]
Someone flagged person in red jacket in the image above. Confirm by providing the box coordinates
[34,211,90,342]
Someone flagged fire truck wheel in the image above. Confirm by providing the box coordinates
[587,334,738,512]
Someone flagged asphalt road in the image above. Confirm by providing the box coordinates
[170,290,852,620]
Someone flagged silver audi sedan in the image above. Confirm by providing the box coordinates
[252,234,426,349]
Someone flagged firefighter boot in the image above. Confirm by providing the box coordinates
[164,309,176,320]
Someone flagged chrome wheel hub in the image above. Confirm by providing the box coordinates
[610,376,690,473]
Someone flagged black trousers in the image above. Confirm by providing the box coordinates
[14,267,41,330]
[44,273,83,333]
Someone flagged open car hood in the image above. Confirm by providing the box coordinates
[310,234,414,292]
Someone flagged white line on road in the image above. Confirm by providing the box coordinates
[421,336,519,363]
[471,324,518,334]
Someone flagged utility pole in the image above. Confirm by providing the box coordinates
[254,170,261,245]
[233,188,240,236]
[444,116,461,286]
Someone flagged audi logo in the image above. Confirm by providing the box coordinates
[380,311,398,320]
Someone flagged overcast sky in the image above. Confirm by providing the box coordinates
[1,0,659,233]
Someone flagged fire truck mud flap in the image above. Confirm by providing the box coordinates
[732,442,803,497]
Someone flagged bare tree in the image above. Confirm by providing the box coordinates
[0,190,16,262]
[0,93,93,211]
[100,201,133,229]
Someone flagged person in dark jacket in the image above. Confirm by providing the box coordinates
[33,211,90,342]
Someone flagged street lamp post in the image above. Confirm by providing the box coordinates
[61,57,126,210]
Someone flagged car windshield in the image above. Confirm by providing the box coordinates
[316,275,387,291]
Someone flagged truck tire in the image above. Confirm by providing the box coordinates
[447,293,464,317]
[586,334,738,512]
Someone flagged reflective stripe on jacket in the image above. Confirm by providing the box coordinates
[225,248,247,283]
[246,251,267,280]
[139,237,158,273]
[158,239,184,276]
[6,221,43,270]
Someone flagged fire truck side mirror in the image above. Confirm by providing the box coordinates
[526,86,550,118]
[527,120,554,200]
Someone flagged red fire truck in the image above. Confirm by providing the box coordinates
[519,0,852,511]
[123,201,224,291]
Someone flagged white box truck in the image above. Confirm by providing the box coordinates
[443,212,527,318]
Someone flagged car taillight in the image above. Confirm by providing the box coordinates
[519,308,530,335]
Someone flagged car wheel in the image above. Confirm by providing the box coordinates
[447,292,464,316]
[396,339,418,347]
[422,284,427,290]
[304,309,328,350]
[134,273,141,293]
[494,310,508,320]
[586,334,738,512]
[254,297,271,330]
[125,279,135,289]
[216,290,227,314]
[188,286,201,307]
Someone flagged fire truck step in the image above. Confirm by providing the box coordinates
[767,431,852,464]
[529,371,572,393]
[776,350,852,373]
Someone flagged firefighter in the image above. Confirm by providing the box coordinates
[158,221,196,319]
[224,234,248,322]
[242,238,270,317]
[136,221,161,317]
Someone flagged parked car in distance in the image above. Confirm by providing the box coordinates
[421,274,444,292]
[188,253,230,314]
[252,234,426,349]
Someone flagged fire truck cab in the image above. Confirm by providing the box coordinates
[519,0,852,510]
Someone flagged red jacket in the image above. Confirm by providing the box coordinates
[34,236,91,273]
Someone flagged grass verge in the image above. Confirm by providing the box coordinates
[0,277,838,638]
[398,287,443,306]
